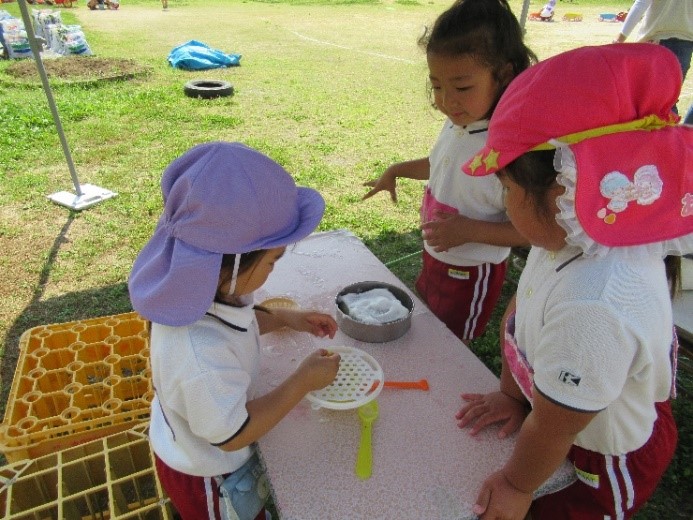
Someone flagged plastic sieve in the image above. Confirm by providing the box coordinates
[306,346,384,410]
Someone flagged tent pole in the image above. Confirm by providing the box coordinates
[519,0,530,32]
[16,0,116,210]
[17,0,82,195]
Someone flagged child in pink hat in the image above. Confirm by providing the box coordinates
[456,44,692,519]
[129,142,341,520]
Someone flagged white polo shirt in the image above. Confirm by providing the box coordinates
[515,246,673,454]
[149,301,260,476]
[424,119,511,266]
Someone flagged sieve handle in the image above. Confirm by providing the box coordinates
[383,379,429,391]
[355,421,373,479]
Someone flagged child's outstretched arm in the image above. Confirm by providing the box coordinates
[457,295,528,438]
[422,211,528,252]
[472,393,597,520]
[256,307,337,339]
[217,349,340,452]
[362,158,430,203]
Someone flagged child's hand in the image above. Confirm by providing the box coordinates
[472,470,533,520]
[455,391,527,438]
[281,309,338,339]
[296,349,341,392]
[362,167,398,203]
[421,211,470,252]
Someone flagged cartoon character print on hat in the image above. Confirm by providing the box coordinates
[567,128,692,248]
[597,165,663,225]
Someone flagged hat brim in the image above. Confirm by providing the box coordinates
[462,144,517,177]
[252,186,325,250]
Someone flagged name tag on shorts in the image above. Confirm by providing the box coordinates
[448,268,470,280]
[574,465,600,489]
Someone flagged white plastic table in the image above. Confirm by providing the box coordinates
[255,230,574,520]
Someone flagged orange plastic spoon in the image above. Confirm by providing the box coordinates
[383,379,429,391]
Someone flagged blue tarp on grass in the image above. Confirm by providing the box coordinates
[168,40,241,70]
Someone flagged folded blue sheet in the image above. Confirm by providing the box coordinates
[168,40,241,70]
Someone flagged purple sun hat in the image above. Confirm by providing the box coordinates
[128,142,325,326]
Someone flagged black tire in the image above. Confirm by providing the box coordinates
[183,80,234,99]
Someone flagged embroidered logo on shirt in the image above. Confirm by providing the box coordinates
[448,268,470,280]
[558,370,581,387]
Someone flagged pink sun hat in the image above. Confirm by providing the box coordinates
[129,142,325,326]
[462,43,693,250]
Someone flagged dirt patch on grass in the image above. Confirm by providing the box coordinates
[4,56,151,83]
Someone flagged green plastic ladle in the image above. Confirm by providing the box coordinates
[355,399,379,480]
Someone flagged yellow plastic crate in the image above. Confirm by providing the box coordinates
[0,423,177,519]
[0,312,154,462]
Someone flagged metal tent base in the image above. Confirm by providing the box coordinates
[48,184,117,211]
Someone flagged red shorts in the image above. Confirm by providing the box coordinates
[154,454,267,520]
[415,250,507,341]
[531,400,677,519]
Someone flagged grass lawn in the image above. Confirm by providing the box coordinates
[0,0,690,517]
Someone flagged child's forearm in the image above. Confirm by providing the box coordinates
[256,308,285,334]
[464,219,529,247]
[218,370,309,451]
[392,157,431,181]
[256,307,302,334]
[501,395,596,494]
[499,295,526,404]
[501,414,575,493]
[500,359,527,405]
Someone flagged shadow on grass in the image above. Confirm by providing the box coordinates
[362,228,423,292]
[1,213,133,424]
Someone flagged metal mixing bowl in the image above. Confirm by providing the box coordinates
[335,281,414,343]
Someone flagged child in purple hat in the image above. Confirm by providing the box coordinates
[129,142,341,520]
[456,44,692,519]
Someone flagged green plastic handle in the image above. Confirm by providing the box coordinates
[355,420,373,480]
[355,400,378,480]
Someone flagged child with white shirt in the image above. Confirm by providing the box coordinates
[363,0,533,341]
[457,44,692,519]
[129,142,340,520]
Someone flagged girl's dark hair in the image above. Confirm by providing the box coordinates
[503,150,681,295]
[503,149,557,221]
[419,0,537,107]
[215,250,267,302]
